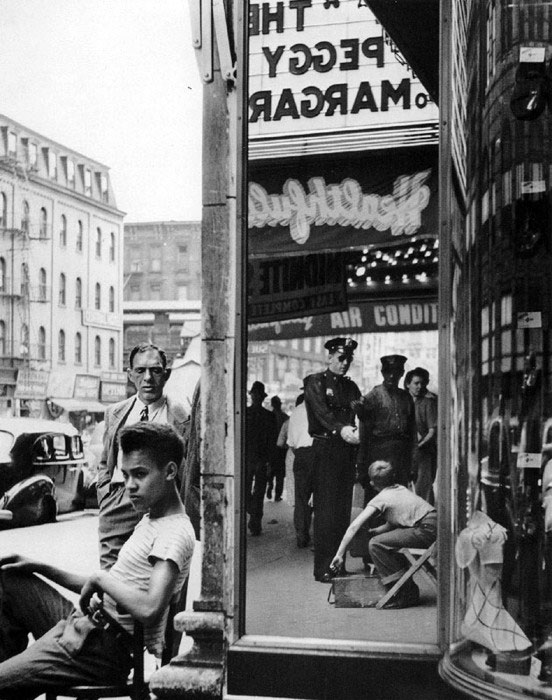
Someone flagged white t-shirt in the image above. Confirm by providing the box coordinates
[368,485,435,528]
[104,511,195,656]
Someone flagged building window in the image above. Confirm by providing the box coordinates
[21,201,29,234]
[29,143,37,168]
[151,247,161,272]
[7,132,16,157]
[109,232,115,262]
[177,285,188,301]
[95,228,102,257]
[39,207,48,240]
[94,335,101,366]
[0,258,5,293]
[109,338,115,368]
[20,263,28,297]
[58,273,66,306]
[109,286,115,313]
[75,332,82,364]
[95,282,101,310]
[60,214,67,247]
[39,268,47,301]
[77,220,83,252]
[20,324,29,357]
[129,247,141,272]
[130,284,140,301]
[0,193,6,229]
[150,282,161,300]
[177,245,188,269]
[38,326,46,360]
[58,329,65,362]
[49,152,57,180]
[100,173,109,202]
[75,277,82,309]
[0,321,5,355]
[67,159,75,187]
[85,168,92,196]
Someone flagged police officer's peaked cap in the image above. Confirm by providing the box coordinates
[324,337,358,355]
[380,354,407,371]
[249,380,267,398]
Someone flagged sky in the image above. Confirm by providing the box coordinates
[0,0,204,222]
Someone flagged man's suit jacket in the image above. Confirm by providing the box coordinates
[97,393,189,495]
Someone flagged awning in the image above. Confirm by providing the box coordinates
[366,0,439,104]
[49,398,106,413]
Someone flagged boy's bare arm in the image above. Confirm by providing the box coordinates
[80,558,179,625]
[0,554,86,593]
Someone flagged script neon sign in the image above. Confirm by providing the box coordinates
[248,170,432,245]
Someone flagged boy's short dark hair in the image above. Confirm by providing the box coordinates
[118,422,184,468]
[368,460,396,489]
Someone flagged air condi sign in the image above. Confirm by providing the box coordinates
[248,0,438,139]
[248,298,438,340]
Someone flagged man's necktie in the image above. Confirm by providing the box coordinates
[140,406,149,421]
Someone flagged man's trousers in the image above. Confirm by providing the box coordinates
[312,436,356,580]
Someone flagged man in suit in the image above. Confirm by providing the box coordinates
[97,342,189,569]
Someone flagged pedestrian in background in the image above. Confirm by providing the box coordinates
[246,381,278,536]
[405,367,437,504]
[286,391,314,548]
[266,395,288,501]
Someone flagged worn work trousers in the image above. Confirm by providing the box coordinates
[293,446,315,544]
[368,512,437,585]
[98,482,142,570]
[0,571,131,698]
[312,436,356,579]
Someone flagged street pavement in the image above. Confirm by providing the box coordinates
[246,481,438,645]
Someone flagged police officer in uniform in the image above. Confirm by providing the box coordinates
[356,354,415,499]
[304,337,361,582]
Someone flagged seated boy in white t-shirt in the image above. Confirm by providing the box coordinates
[0,422,195,697]
[331,460,436,609]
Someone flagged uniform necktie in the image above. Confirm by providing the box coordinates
[140,406,149,421]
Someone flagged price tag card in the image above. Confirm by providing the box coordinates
[517,452,542,469]
[517,311,542,329]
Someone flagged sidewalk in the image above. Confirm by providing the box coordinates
[246,484,437,644]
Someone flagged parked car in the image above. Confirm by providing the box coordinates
[0,418,87,528]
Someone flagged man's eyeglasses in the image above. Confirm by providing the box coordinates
[132,366,164,376]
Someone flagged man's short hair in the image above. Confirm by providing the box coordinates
[128,342,168,369]
[368,460,396,489]
[118,422,184,468]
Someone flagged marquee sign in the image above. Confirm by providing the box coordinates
[248,0,438,141]
[248,146,438,257]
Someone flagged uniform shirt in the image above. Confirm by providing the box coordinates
[369,484,435,527]
[111,395,169,484]
[286,402,313,449]
[104,511,195,657]
[304,370,361,437]
[360,384,415,441]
